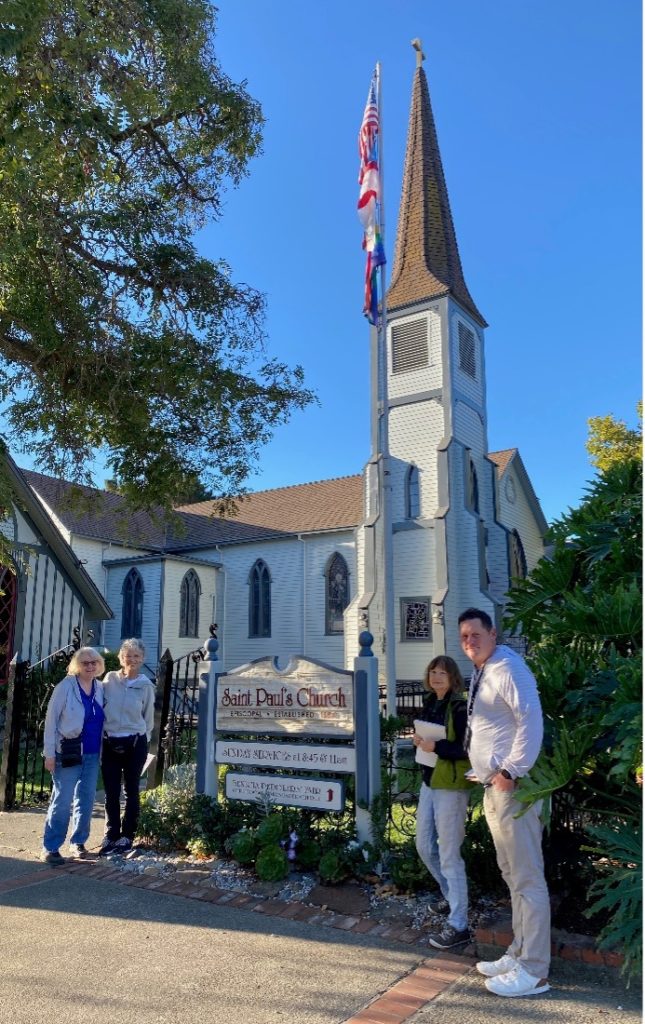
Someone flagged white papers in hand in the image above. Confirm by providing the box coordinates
[413,720,446,768]
[140,752,156,776]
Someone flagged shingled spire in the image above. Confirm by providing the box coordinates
[387,60,486,326]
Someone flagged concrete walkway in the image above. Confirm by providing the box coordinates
[0,805,640,1024]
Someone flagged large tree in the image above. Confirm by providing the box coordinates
[0,0,314,513]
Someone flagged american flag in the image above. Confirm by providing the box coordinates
[358,70,386,325]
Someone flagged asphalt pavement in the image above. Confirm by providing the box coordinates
[0,804,640,1024]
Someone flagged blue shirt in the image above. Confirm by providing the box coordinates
[78,681,105,755]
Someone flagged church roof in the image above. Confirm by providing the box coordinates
[179,475,364,537]
[387,64,486,327]
[488,448,517,477]
[22,469,364,551]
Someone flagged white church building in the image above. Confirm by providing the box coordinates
[8,60,546,682]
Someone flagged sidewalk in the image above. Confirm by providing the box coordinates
[0,804,640,1024]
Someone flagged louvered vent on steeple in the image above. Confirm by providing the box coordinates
[391,318,428,373]
[458,322,476,378]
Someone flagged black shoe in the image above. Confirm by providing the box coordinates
[427,924,470,949]
[98,838,116,857]
[40,850,65,866]
[69,844,89,859]
[427,894,450,915]
[111,837,132,853]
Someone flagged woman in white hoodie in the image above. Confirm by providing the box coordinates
[41,647,105,864]
[99,638,155,855]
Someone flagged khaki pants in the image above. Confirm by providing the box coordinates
[484,787,551,978]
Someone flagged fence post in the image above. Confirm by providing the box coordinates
[149,649,174,789]
[0,656,27,811]
[196,626,218,797]
[354,631,381,846]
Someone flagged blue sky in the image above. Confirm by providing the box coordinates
[17,1,641,524]
[202,0,641,524]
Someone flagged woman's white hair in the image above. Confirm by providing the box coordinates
[119,638,146,657]
[68,646,105,676]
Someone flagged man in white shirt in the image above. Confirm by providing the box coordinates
[459,607,551,998]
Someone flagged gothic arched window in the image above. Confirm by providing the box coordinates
[179,569,201,638]
[121,568,144,638]
[509,529,527,583]
[249,559,271,638]
[325,553,350,635]
[467,456,480,515]
[405,464,420,519]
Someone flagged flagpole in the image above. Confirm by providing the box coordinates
[375,62,397,719]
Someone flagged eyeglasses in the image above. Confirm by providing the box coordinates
[80,660,98,666]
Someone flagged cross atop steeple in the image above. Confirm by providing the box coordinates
[387,61,486,326]
[411,37,425,67]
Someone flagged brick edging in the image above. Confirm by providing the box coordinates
[61,859,624,969]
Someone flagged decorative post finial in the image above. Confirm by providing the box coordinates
[411,38,425,68]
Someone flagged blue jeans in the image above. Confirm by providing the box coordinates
[42,753,100,853]
[416,783,470,931]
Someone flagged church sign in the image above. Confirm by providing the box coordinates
[215,657,354,738]
[224,771,345,812]
[216,739,356,774]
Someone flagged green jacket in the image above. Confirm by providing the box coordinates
[428,697,474,792]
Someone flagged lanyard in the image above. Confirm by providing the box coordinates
[464,665,484,754]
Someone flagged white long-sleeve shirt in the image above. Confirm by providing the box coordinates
[467,645,543,784]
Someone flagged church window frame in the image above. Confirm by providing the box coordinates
[466,454,480,515]
[405,464,421,519]
[324,552,350,635]
[179,568,201,638]
[400,596,432,642]
[121,568,144,638]
[248,559,271,638]
[509,529,528,583]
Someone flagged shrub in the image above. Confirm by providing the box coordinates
[255,845,289,882]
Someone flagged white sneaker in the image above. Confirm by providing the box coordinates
[485,963,550,997]
[476,953,517,977]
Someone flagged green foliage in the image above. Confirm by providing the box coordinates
[584,819,642,981]
[386,842,429,893]
[228,829,259,865]
[256,813,286,846]
[505,456,642,977]
[255,845,289,882]
[139,764,252,852]
[318,849,350,884]
[0,0,314,515]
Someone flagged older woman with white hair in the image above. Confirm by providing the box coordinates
[100,638,155,855]
[41,646,106,865]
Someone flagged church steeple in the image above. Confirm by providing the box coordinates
[387,56,486,327]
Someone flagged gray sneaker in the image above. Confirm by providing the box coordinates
[69,844,89,859]
[427,924,470,949]
[40,850,65,867]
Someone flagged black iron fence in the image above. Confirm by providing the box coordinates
[149,646,204,787]
[0,636,81,809]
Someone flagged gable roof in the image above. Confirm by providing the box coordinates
[387,65,486,326]
[22,470,364,552]
[488,449,548,534]
[6,460,112,620]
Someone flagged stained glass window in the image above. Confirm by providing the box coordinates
[405,464,420,519]
[400,597,431,641]
[325,553,350,634]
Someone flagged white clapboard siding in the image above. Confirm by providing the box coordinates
[497,467,545,574]
[103,560,162,665]
[450,309,485,408]
[160,559,217,661]
[389,400,444,519]
[393,526,436,680]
